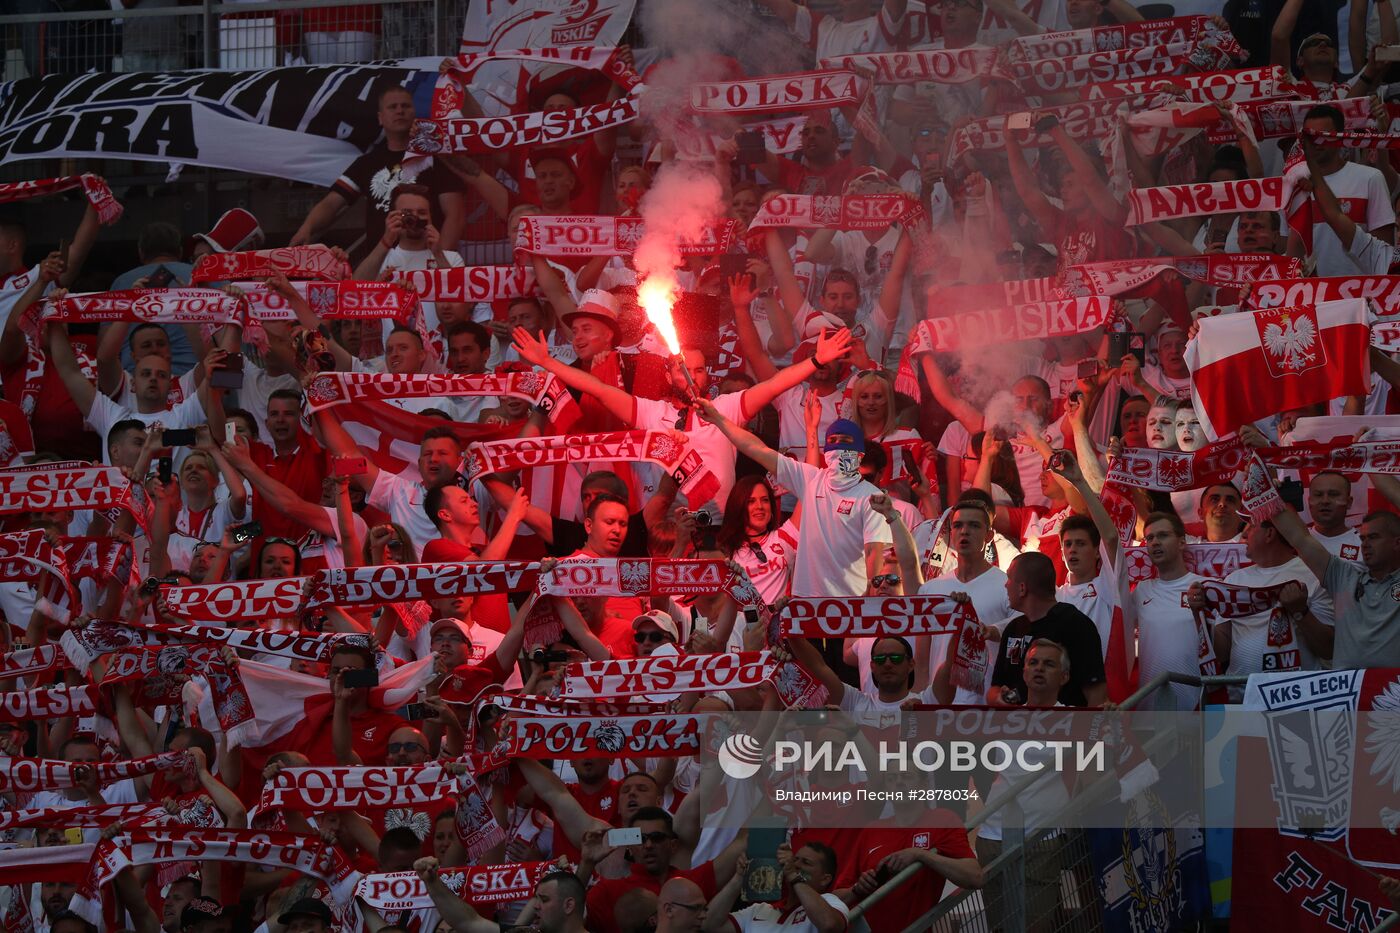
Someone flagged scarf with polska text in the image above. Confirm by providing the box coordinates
[0,802,167,831]
[1302,128,1400,150]
[905,296,1115,355]
[1107,440,1284,520]
[70,829,360,923]
[61,618,372,672]
[0,462,146,529]
[44,536,132,586]
[259,763,456,811]
[1060,254,1301,297]
[303,371,579,428]
[468,430,722,507]
[42,288,245,324]
[819,47,1000,84]
[513,215,742,263]
[949,96,1142,165]
[1125,176,1289,226]
[1104,99,1260,199]
[1257,438,1400,474]
[0,529,72,606]
[0,174,122,224]
[1240,95,1372,141]
[190,245,350,285]
[690,68,883,144]
[233,279,418,323]
[0,644,68,679]
[1246,275,1400,316]
[89,643,252,733]
[1007,42,1201,96]
[0,684,96,724]
[0,751,191,794]
[1194,579,1304,667]
[1081,64,1286,103]
[453,767,505,861]
[157,575,311,622]
[1002,14,1243,62]
[395,265,535,303]
[557,651,774,699]
[355,861,555,910]
[537,557,759,607]
[475,712,710,770]
[309,561,541,609]
[1122,541,1249,585]
[780,595,978,638]
[747,192,923,231]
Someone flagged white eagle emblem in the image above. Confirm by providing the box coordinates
[386,808,433,840]
[616,219,645,252]
[619,560,651,594]
[592,721,627,753]
[303,374,340,406]
[307,283,338,317]
[646,432,683,464]
[1365,680,1400,833]
[811,196,842,226]
[1257,308,1321,376]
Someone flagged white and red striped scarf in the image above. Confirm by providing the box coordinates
[1121,542,1249,585]
[690,68,882,143]
[558,651,774,699]
[949,96,1137,165]
[259,763,456,811]
[1125,176,1288,226]
[1003,14,1243,62]
[1241,95,1372,141]
[310,561,541,609]
[780,595,977,638]
[819,47,1000,84]
[355,861,554,910]
[0,751,190,794]
[43,288,245,324]
[1193,580,1302,669]
[396,265,535,303]
[468,430,722,506]
[1303,128,1400,149]
[906,296,1115,354]
[0,684,96,723]
[453,768,505,860]
[0,802,168,830]
[1082,64,1286,103]
[0,644,69,679]
[190,245,350,285]
[1107,441,1283,520]
[0,462,146,528]
[62,618,368,671]
[303,370,580,428]
[478,712,709,768]
[537,557,758,606]
[0,175,122,224]
[1247,275,1400,315]
[747,192,922,231]
[1009,42,1199,96]
[672,115,808,161]
[0,842,93,885]
[1061,254,1301,297]
[513,215,741,262]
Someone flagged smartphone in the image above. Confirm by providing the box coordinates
[342,668,380,689]
[1077,358,1100,380]
[210,369,243,390]
[157,456,172,485]
[1006,112,1033,131]
[229,521,262,545]
[332,456,368,477]
[735,129,767,166]
[719,253,750,282]
[161,428,198,447]
[401,702,434,721]
[148,265,174,288]
[1126,331,1146,365]
[225,420,239,445]
[607,827,643,846]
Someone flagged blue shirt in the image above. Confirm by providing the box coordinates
[112,261,197,374]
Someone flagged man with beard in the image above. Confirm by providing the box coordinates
[413,859,588,933]
[1129,512,1217,711]
[513,322,852,516]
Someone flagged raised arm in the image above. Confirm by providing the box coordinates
[741,326,852,414]
[1050,450,1119,568]
[1005,124,1061,235]
[697,398,780,474]
[785,625,848,700]
[490,590,535,671]
[1049,121,1127,224]
[515,758,609,847]
[869,492,923,588]
[313,407,381,491]
[918,354,984,433]
[0,253,59,367]
[1271,0,1305,72]
[1240,429,1333,579]
[729,269,781,382]
[512,327,634,422]
[44,320,97,416]
[410,857,501,933]
[290,190,349,247]
[765,230,810,334]
[221,440,336,535]
[61,204,100,289]
[439,154,511,224]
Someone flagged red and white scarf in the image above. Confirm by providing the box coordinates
[1108,441,1283,519]
[513,215,741,262]
[190,245,350,285]
[819,47,1000,84]
[44,288,245,324]
[906,296,1114,354]
[72,829,360,922]
[0,843,93,885]
[303,370,580,428]
[0,644,68,679]
[1259,438,1400,474]
[310,561,541,609]
[1121,541,1249,585]
[0,174,122,224]
[62,618,371,671]
[1083,64,1286,103]
[781,595,977,638]
[747,192,922,231]
[0,529,72,605]
[949,97,1136,165]
[259,763,456,811]
[0,802,167,830]
[355,861,554,910]
[671,115,809,161]
[690,68,882,143]
[1247,275,1400,316]
[1009,42,1198,95]
[1125,176,1288,226]
[1241,96,1372,140]
[1303,128,1400,150]
[0,751,190,793]
[0,684,96,723]
[1003,15,1243,61]
[157,576,311,622]
[1194,580,1302,668]
[480,713,709,767]
[468,430,722,506]
[453,768,505,860]
[235,279,418,323]
[0,462,145,528]
[1061,254,1301,297]
[537,557,758,606]
[53,536,134,586]
[558,651,774,699]
[396,265,535,302]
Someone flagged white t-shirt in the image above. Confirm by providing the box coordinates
[937,420,1064,508]
[85,391,207,465]
[731,891,870,933]
[1294,161,1395,277]
[375,245,464,335]
[731,520,800,607]
[29,778,140,843]
[1219,556,1335,698]
[116,368,198,411]
[298,505,370,572]
[774,457,892,597]
[921,564,1013,704]
[1130,572,1211,711]
[774,385,843,461]
[977,705,1070,843]
[1313,526,1362,563]
[793,3,901,59]
[840,681,932,726]
[632,390,746,514]
[1056,546,1120,661]
[367,471,437,560]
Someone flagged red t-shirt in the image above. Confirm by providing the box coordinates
[1,333,100,460]
[774,154,857,196]
[249,433,329,539]
[421,537,513,633]
[538,777,621,867]
[438,653,510,704]
[1051,208,1138,269]
[854,814,975,931]
[585,861,718,933]
[790,825,864,891]
[510,140,610,215]
[284,706,407,767]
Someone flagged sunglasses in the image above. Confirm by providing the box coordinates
[638,831,675,845]
[748,541,769,564]
[864,244,878,276]
[872,653,908,665]
[664,902,706,915]
[872,573,901,587]
[634,631,671,644]
[387,742,426,754]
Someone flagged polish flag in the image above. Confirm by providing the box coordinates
[1185,298,1372,439]
[337,398,508,478]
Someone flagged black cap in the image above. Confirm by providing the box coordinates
[180,899,224,931]
[277,899,333,926]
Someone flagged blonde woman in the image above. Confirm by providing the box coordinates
[846,369,930,486]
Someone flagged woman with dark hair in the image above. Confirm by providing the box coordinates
[717,475,799,607]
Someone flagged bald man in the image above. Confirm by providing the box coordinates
[383,726,430,767]
[656,878,706,933]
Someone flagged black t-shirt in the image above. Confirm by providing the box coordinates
[991,602,1106,707]
[547,511,650,558]
[331,146,451,250]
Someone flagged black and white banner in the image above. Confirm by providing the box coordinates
[0,60,440,185]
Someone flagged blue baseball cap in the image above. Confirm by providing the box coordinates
[823,419,865,453]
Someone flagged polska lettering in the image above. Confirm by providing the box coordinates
[560,651,774,699]
[536,557,756,605]
[355,861,552,910]
[500,714,708,759]
[0,465,138,518]
[818,48,999,85]
[303,372,578,429]
[412,95,641,155]
[310,561,541,607]
[782,596,977,638]
[47,288,245,324]
[1005,15,1235,60]
[190,244,350,285]
[691,69,866,113]
[908,297,1114,354]
[396,265,535,302]
[748,193,922,231]
[1248,276,1400,316]
[260,764,456,811]
[514,215,741,261]
[1126,177,1286,226]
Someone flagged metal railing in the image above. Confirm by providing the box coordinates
[848,672,1251,933]
[0,0,461,79]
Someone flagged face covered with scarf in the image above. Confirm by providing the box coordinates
[823,418,866,490]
